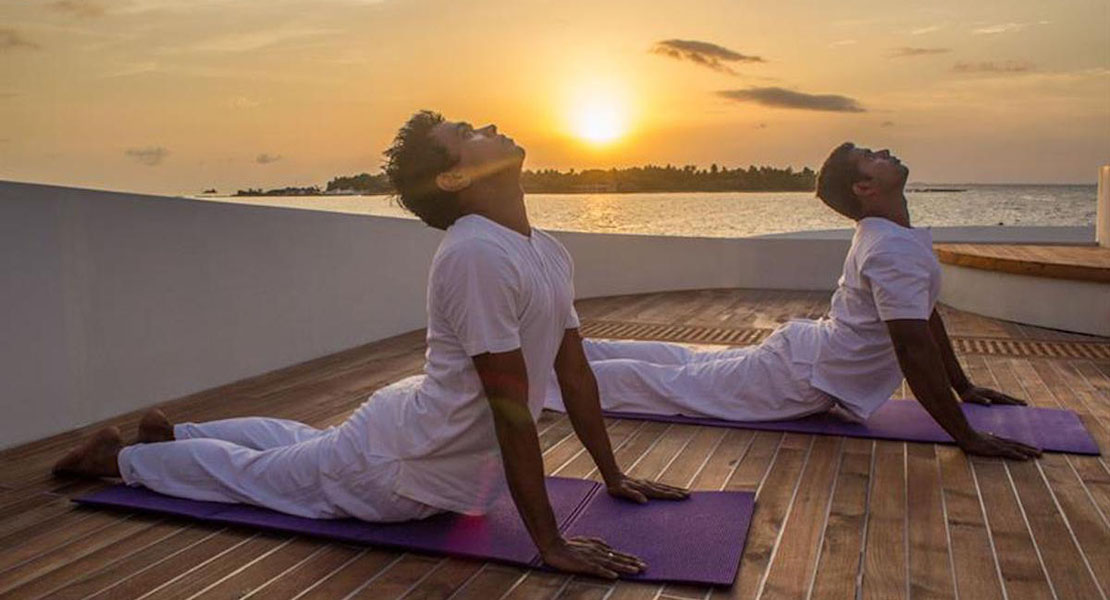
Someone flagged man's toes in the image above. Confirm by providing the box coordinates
[137,409,173,443]
[53,426,123,477]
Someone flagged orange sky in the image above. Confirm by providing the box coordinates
[1,0,1108,194]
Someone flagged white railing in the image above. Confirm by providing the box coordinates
[1099,165,1110,248]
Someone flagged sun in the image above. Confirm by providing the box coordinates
[569,90,628,145]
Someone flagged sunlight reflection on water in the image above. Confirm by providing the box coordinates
[192,186,1096,238]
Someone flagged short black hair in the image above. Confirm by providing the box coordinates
[816,142,864,220]
[384,110,463,230]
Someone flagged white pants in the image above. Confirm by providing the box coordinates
[546,335,835,421]
[117,415,441,522]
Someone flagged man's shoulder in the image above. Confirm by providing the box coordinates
[856,219,932,259]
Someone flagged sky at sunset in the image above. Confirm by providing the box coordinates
[1,0,1108,195]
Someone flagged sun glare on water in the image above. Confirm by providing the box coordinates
[568,88,628,145]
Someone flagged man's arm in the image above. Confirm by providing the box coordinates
[472,349,644,579]
[928,310,1026,406]
[927,309,971,393]
[553,329,689,502]
[885,319,1040,460]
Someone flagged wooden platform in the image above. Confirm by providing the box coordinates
[934,243,1110,283]
[2,289,1109,600]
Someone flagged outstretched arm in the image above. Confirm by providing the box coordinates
[473,349,644,579]
[928,310,1026,406]
[886,319,1040,460]
[553,329,689,503]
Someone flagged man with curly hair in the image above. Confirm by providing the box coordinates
[54,111,687,579]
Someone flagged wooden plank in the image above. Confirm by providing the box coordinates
[711,433,810,600]
[290,550,399,600]
[453,566,535,600]
[933,244,1110,283]
[687,429,756,491]
[935,447,1004,600]
[860,441,907,600]
[344,554,442,600]
[809,438,873,600]
[141,533,293,600]
[554,580,611,599]
[238,544,362,600]
[1005,460,1104,599]
[758,436,843,600]
[190,537,325,600]
[905,444,955,600]
[499,571,569,600]
[0,509,124,570]
[1037,455,1110,594]
[397,558,485,600]
[83,529,255,600]
[0,521,186,599]
[0,515,162,595]
[971,459,1054,600]
[36,526,219,600]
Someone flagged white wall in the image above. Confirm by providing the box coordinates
[1,182,442,449]
[0,180,1101,449]
[939,265,1110,337]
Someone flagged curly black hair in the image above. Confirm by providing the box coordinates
[815,142,864,220]
[383,110,464,230]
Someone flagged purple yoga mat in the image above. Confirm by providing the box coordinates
[75,477,755,586]
[603,399,1100,455]
[562,489,754,585]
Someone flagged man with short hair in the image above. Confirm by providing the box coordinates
[54,110,688,579]
[549,142,1041,461]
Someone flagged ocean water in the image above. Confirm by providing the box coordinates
[191,184,1097,238]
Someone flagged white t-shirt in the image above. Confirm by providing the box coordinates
[354,214,579,515]
[783,217,941,420]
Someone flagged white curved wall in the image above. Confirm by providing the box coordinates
[0,180,1099,448]
[939,264,1110,337]
[1,181,857,448]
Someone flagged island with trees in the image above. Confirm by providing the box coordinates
[230,163,817,196]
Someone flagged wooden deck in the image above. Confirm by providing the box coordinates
[2,289,1109,600]
[934,243,1110,283]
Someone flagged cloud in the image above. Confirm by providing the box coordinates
[0,92,20,99]
[880,121,895,127]
[953,60,1034,74]
[185,27,338,53]
[229,96,260,109]
[890,47,950,58]
[0,28,40,51]
[910,25,942,35]
[652,39,764,75]
[717,87,866,112]
[829,39,857,47]
[104,61,160,78]
[972,23,1028,35]
[255,153,282,164]
[50,0,107,18]
[125,146,169,166]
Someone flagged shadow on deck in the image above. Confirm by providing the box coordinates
[2,289,1108,600]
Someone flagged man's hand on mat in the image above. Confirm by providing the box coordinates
[959,385,1026,406]
[540,536,646,579]
[605,475,690,504]
[959,431,1042,460]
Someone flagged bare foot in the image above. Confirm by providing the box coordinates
[137,409,174,444]
[53,426,124,478]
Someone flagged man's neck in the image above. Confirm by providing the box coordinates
[860,193,911,228]
[462,174,531,237]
